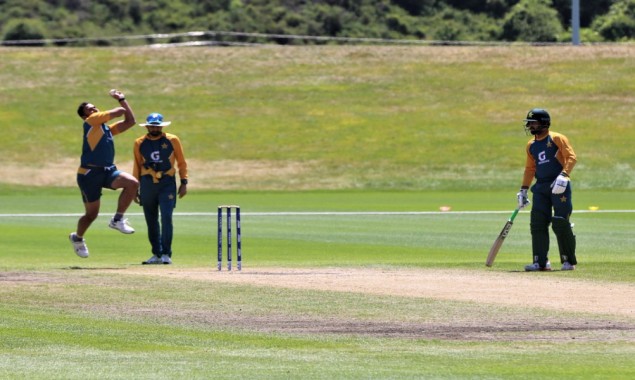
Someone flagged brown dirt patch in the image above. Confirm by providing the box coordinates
[3,268,633,341]
[111,267,635,340]
[0,159,345,189]
[115,267,634,318]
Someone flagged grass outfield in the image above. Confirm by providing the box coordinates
[1,45,635,190]
[1,44,634,378]
[1,190,634,379]
[0,188,634,278]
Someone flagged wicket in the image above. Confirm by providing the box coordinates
[217,205,242,271]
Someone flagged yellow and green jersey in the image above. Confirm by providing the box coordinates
[522,131,577,187]
[133,132,188,183]
[80,111,121,167]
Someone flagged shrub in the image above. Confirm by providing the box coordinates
[2,18,47,46]
[501,0,564,42]
[592,0,635,41]
[425,8,500,41]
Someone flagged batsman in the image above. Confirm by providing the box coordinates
[517,108,578,271]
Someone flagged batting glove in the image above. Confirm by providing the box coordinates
[517,189,530,209]
[551,173,569,194]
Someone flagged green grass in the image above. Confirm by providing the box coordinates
[1,45,635,190]
[1,45,635,378]
[1,188,634,279]
[1,190,634,378]
[1,297,633,379]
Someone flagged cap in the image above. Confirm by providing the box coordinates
[140,113,171,127]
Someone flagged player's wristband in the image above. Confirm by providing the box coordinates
[180,179,188,185]
[118,98,125,102]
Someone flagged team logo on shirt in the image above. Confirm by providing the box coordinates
[150,151,162,162]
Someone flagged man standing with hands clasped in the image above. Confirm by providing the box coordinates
[133,113,188,265]
[516,108,578,271]
[70,89,139,258]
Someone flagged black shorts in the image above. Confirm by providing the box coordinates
[77,165,121,203]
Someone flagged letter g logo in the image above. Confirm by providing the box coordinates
[151,151,160,161]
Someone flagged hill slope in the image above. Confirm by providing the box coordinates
[1,45,634,190]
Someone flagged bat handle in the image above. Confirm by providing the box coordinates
[510,208,520,221]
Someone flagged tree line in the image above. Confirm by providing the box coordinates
[2,0,634,46]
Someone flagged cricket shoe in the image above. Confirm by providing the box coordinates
[524,261,552,271]
[142,255,161,265]
[161,254,172,265]
[561,262,576,271]
[109,218,135,234]
[69,232,89,258]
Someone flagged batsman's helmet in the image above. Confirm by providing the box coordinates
[524,108,550,134]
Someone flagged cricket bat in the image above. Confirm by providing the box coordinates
[485,208,520,267]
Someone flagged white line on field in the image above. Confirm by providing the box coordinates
[0,210,634,218]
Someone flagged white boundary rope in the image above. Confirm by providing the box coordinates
[0,210,633,218]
